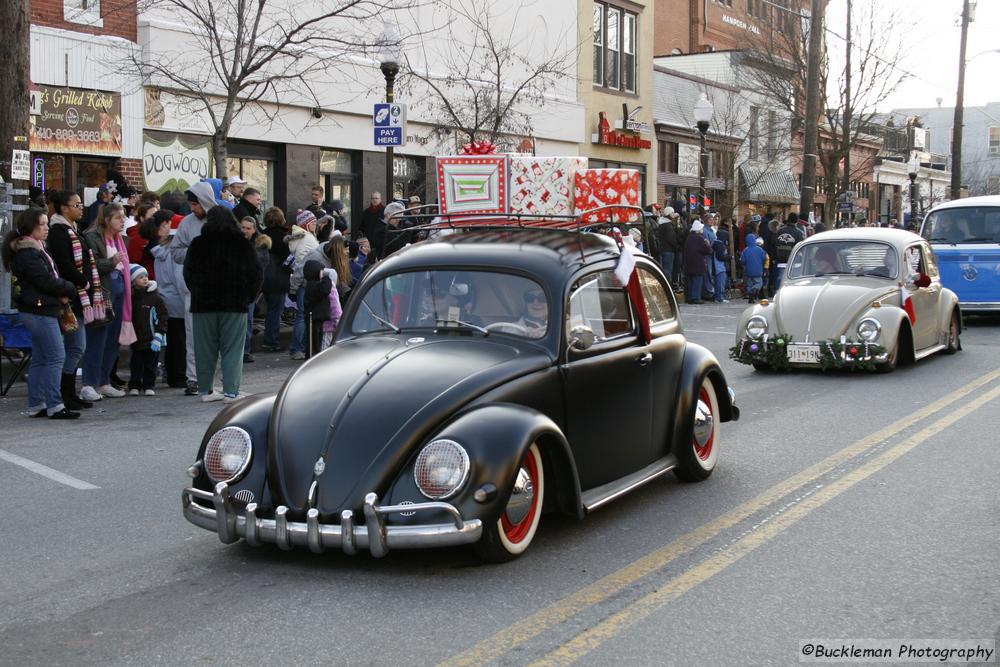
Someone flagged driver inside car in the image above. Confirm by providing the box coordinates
[813,246,841,275]
[515,289,548,338]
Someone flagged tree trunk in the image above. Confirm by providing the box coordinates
[213,132,228,180]
[0,0,30,193]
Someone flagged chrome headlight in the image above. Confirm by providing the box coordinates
[746,316,768,340]
[414,439,470,500]
[857,318,881,342]
[204,427,252,483]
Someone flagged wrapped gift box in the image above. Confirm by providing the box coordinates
[436,155,509,215]
[508,156,588,217]
[573,169,641,222]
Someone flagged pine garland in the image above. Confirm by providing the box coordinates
[729,334,793,371]
[816,339,888,372]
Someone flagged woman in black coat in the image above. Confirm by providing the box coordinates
[1,208,79,419]
[259,206,290,351]
[183,206,262,402]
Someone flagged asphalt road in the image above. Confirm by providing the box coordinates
[0,304,997,666]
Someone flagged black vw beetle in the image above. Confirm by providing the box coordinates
[183,223,739,561]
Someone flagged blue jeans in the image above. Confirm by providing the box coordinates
[702,270,715,299]
[714,270,728,302]
[244,300,255,354]
[62,322,86,374]
[20,312,66,413]
[659,251,674,278]
[686,275,704,302]
[263,291,284,348]
[745,275,763,296]
[775,265,786,291]
[289,286,306,354]
[83,271,124,387]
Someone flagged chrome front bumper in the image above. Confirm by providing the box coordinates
[182,483,483,557]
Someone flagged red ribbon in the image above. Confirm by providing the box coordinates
[461,140,498,155]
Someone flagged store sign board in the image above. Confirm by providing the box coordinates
[677,144,701,177]
[29,84,122,156]
[142,131,213,195]
[592,111,652,150]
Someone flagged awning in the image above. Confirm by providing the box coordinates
[740,166,800,204]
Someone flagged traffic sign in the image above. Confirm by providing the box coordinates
[373,103,406,147]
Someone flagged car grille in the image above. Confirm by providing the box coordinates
[233,489,255,504]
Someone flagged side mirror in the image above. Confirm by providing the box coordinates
[569,325,597,351]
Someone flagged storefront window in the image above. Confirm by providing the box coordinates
[226,157,274,209]
[393,155,426,202]
[76,160,110,193]
[38,155,66,192]
[321,149,355,222]
[320,150,352,174]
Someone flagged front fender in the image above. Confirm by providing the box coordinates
[672,343,738,458]
[937,288,962,342]
[191,394,276,508]
[735,302,776,345]
[384,403,583,524]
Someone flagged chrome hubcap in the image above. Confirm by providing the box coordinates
[693,399,713,447]
[505,466,535,525]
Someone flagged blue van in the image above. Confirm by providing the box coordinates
[920,195,1000,312]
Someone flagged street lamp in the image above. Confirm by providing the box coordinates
[908,156,919,231]
[693,94,714,215]
[379,21,402,204]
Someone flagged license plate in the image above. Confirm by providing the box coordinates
[787,344,820,364]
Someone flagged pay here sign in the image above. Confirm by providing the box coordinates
[373,103,406,147]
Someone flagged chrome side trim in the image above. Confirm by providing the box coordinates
[182,484,483,557]
[914,343,947,361]
[581,456,677,513]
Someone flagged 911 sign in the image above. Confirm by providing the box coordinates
[373,103,406,147]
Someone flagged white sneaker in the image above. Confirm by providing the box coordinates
[200,391,224,403]
[143,389,156,396]
[98,384,126,398]
[128,388,140,396]
[79,386,103,402]
[222,392,248,404]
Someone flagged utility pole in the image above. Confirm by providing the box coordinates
[799,0,826,217]
[0,0,31,193]
[840,0,852,226]
[950,0,971,199]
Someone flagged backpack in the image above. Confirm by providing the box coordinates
[713,239,729,262]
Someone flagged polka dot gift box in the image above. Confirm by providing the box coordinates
[573,169,641,222]
[508,156,589,217]
[436,155,509,215]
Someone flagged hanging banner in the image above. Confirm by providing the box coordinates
[29,85,122,156]
[142,131,213,195]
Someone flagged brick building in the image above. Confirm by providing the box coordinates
[29,0,145,200]
[653,0,812,56]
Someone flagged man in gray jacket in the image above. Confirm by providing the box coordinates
[170,181,216,395]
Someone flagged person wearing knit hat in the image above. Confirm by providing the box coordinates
[381,201,415,259]
[690,220,705,233]
[127,263,167,396]
[682,219,712,304]
[295,208,317,233]
[285,211,319,360]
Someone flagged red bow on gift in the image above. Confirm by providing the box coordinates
[461,140,497,155]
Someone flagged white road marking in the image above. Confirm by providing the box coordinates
[685,329,736,335]
[0,449,100,490]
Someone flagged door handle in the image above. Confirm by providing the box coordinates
[637,352,652,366]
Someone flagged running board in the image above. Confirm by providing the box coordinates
[914,343,946,361]
[581,456,677,513]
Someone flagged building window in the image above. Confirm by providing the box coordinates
[594,2,639,94]
[63,0,102,26]
[986,176,1000,195]
[747,0,767,19]
[226,157,275,210]
[766,110,778,159]
[714,0,734,6]
[749,106,760,160]
[989,127,1000,155]
[658,141,678,174]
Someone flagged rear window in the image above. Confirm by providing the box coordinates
[922,206,1000,244]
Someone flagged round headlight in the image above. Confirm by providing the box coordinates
[414,439,470,500]
[746,316,768,340]
[857,318,881,342]
[204,427,252,483]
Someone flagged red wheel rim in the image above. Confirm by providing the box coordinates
[500,449,539,544]
[694,387,714,461]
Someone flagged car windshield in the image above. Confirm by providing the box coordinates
[786,241,899,280]
[921,206,1000,244]
[351,270,549,339]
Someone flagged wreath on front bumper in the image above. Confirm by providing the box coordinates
[729,335,794,371]
[816,339,888,372]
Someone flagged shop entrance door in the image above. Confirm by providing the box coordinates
[323,174,352,222]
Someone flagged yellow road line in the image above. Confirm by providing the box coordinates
[440,367,1000,667]
[532,382,1000,666]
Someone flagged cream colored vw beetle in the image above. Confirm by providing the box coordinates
[733,228,961,373]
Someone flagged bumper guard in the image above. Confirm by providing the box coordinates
[182,483,483,557]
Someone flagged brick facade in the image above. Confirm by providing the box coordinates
[115,158,145,192]
[31,0,136,42]
[655,0,811,55]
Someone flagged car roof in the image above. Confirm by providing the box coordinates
[803,227,924,251]
[928,195,1000,212]
[364,229,628,286]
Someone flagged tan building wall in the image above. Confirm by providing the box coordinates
[578,0,657,206]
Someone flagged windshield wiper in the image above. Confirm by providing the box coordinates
[959,237,994,243]
[361,299,400,334]
[436,318,489,336]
